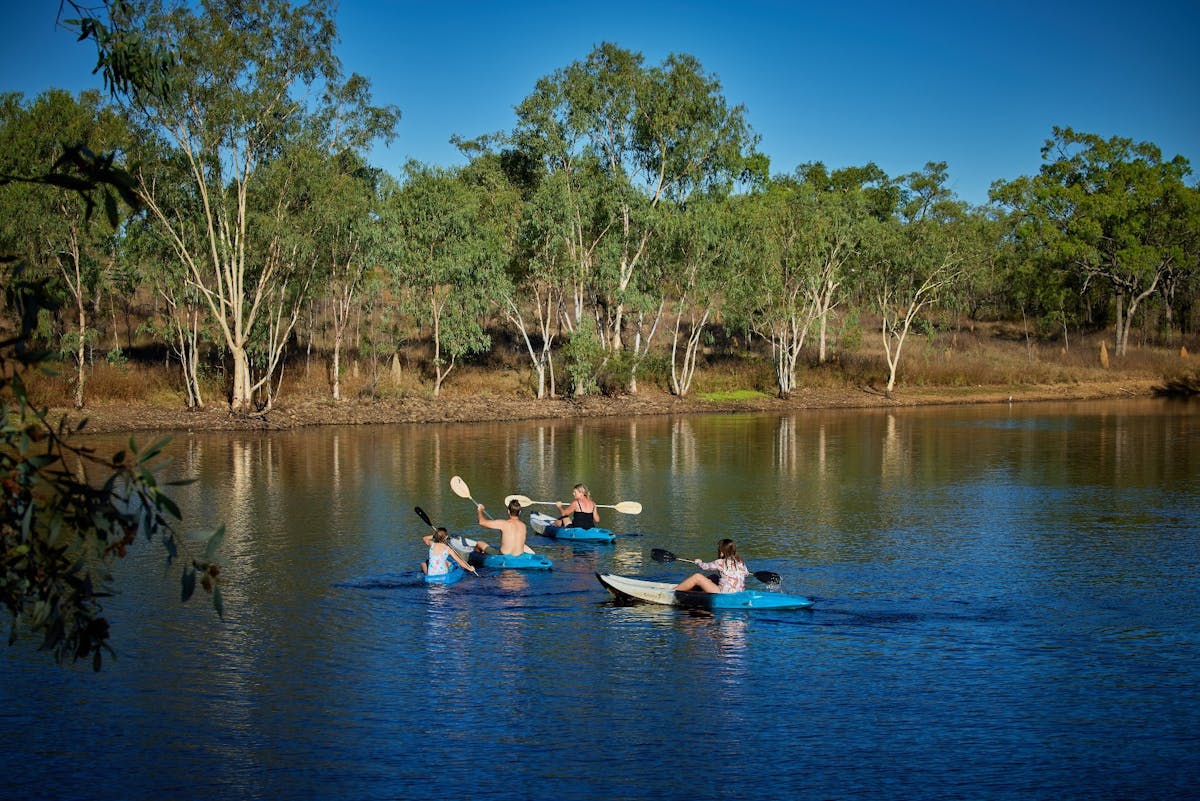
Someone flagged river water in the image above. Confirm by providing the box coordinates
[2,398,1198,800]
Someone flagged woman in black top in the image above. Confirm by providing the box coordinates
[554,483,599,529]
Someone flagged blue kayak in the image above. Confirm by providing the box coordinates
[451,536,553,570]
[469,551,553,571]
[596,573,813,610]
[423,562,465,585]
[530,512,616,543]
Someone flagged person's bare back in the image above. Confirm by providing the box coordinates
[477,500,530,555]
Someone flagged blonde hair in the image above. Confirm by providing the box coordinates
[573,483,591,498]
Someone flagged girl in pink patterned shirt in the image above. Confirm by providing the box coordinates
[674,538,750,593]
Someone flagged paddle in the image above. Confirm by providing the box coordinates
[450,475,488,516]
[450,475,535,555]
[414,506,477,575]
[504,494,642,515]
[414,506,437,531]
[651,547,781,586]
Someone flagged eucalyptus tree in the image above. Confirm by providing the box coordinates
[509,43,758,392]
[990,127,1193,356]
[308,74,400,401]
[503,166,575,398]
[1157,183,1200,341]
[319,156,386,401]
[988,176,1071,343]
[792,162,892,364]
[0,89,132,408]
[949,210,1009,333]
[120,211,211,406]
[112,0,396,412]
[662,194,741,396]
[383,162,511,396]
[239,139,335,409]
[866,163,967,398]
[728,179,818,397]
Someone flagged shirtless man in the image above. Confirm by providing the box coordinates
[475,499,532,556]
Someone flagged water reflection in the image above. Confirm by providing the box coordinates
[4,398,1196,801]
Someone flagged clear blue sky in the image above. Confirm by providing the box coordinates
[3,0,1197,206]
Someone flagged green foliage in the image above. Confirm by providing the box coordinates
[104,0,398,411]
[990,127,1195,354]
[63,0,175,103]
[382,162,513,393]
[836,309,864,353]
[0,6,222,669]
[1,268,223,670]
[563,316,604,397]
[3,5,1198,414]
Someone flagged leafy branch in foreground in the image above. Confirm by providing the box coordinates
[61,0,175,103]
[2,265,224,671]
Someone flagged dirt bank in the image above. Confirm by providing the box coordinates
[54,379,1162,435]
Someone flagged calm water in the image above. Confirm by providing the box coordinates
[2,399,1198,800]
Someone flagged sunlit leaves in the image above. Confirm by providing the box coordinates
[990,127,1195,355]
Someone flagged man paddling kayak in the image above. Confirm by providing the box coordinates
[473,498,533,556]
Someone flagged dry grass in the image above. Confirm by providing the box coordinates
[16,322,1194,410]
[21,360,189,407]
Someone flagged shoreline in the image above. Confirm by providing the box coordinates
[53,379,1163,435]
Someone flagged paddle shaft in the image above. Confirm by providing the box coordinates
[651,547,781,586]
[505,494,641,514]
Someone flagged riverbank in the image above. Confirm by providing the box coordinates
[57,378,1162,435]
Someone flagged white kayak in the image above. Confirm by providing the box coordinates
[596,573,814,610]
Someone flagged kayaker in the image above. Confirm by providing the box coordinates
[421,527,478,577]
[553,483,599,530]
[674,538,750,593]
[474,498,532,556]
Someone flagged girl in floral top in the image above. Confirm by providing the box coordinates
[674,538,750,593]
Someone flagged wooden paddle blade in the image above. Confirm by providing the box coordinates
[414,506,434,529]
[611,501,642,514]
[505,494,533,507]
[449,475,471,499]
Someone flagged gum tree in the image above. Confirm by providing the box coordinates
[991,127,1193,356]
[662,194,741,397]
[383,162,513,396]
[113,0,395,412]
[729,178,822,397]
[0,89,132,408]
[867,163,966,397]
[508,44,758,392]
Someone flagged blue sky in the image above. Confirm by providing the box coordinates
[3,0,1197,206]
